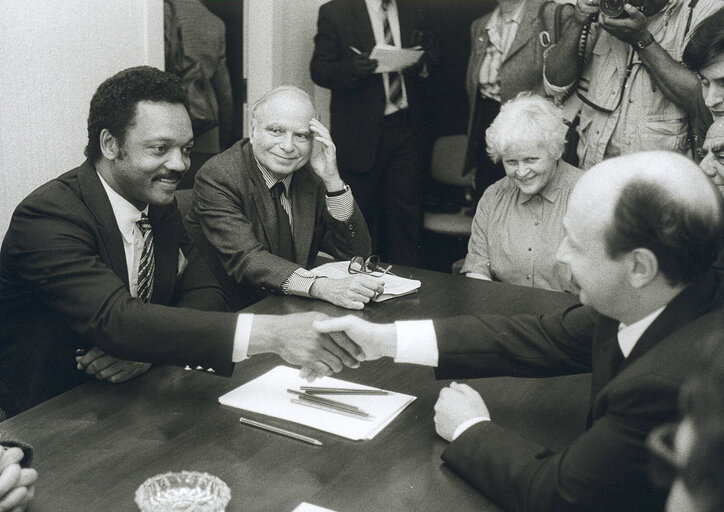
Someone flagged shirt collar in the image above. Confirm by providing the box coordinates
[487,0,526,30]
[97,171,149,244]
[366,0,393,14]
[617,305,666,358]
[254,157,293,195]
[517,160,565,205]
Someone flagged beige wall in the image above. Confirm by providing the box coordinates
[0,0,164,237]
[244,0,331,132]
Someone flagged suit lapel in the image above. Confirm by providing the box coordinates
[353,0,377,52]
[290,167,318,266]
[396,0,415,47]
[147,206,176,304]
[502,0,537,65]
[589,271,720,424]
[589,316,620,405]
[243,142,280,254]
[77,161,129,287]
[620,271,720,372]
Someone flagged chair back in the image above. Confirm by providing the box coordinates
[430,135,469,187]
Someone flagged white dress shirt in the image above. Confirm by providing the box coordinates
[98,172,252,362]
[395,305,667,440]
[364,0,409,115]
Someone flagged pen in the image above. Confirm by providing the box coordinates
[287,389,363,413]
[300,386,389,396]
[291,398,372,419]
[349,46,362,55]
[239,416,323,446]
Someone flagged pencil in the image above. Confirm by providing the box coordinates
[239,416,323,446]
[287,389,363,413]
[300,386,389,396]
[291,398,372,420]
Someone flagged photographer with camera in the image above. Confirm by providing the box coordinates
[544,0,722,171]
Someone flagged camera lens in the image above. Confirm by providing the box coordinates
[600,0,626,17]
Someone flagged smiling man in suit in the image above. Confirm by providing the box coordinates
[314,151,724,511]
[187,86,380,311]
[0,67,362,418]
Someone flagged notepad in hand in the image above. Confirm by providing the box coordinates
[218,366,416,441]
[311,261,421,302]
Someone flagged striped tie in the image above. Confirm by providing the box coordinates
[136,214,155,303]
[382,0,403,108]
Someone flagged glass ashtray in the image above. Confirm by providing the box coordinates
[135,471,231,512]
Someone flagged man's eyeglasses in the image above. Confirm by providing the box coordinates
[348,255,393,277]
[646,422,686,490]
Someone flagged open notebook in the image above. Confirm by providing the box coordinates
[219,366,416,441]
[311,261,421,302]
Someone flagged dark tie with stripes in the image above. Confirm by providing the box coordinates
[270,182,295,262]
[136,214,155,303]
[382,0,403,108]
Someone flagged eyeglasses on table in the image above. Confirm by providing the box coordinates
[348,255,394,277]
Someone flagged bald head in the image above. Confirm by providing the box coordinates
[573,151,723,285]
[250,86,318,124]
[701,118,724,195]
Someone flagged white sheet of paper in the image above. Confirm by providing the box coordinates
[219,366,415,441]
[311,261,421,302]
[291,503,338,512]
[369,43,423,73]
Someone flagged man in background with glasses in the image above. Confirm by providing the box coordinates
[544,0,722,170]
[315,151,724,511]
[188,86,382,311]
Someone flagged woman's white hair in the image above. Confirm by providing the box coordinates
[485,92,568,163]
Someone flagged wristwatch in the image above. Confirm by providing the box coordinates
[633,32,655,51]
[326,183,349,197]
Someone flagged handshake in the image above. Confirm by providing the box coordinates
[253,312,394,381]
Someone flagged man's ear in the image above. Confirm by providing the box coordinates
[627,248,659,289]
[99,129,121,160]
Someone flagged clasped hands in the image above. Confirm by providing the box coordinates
[308,316,492,441]
[0,446,37,512]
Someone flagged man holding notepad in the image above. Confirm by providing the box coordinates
[314,152,724,512]
[310,0,436,266]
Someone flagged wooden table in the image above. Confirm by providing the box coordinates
[2,267,589,511]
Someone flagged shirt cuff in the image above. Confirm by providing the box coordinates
[325,188,354,222]
[280,268,317,297]
[452,417,490,441]
[394,320,438,366]
[232,313,254,362]
[465,272,492,281]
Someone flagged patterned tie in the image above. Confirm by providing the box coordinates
[270,182,295,261]
[382,0,403,108]
[136,214,155,303]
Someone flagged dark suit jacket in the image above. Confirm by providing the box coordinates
[310,0,434,174]
[433,270,724,512]
[186,139,371,308]
[0,161,237,417]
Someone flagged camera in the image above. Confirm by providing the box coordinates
[599,0,627,18]
[598,0,667,19]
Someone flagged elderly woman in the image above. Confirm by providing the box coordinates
[463,0,571,195]
[460,93,582,293]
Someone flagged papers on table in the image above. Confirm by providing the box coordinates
[370,44,423,73]
[311,261,421,302]
[219,366,416,441]
[291,503,338,512]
